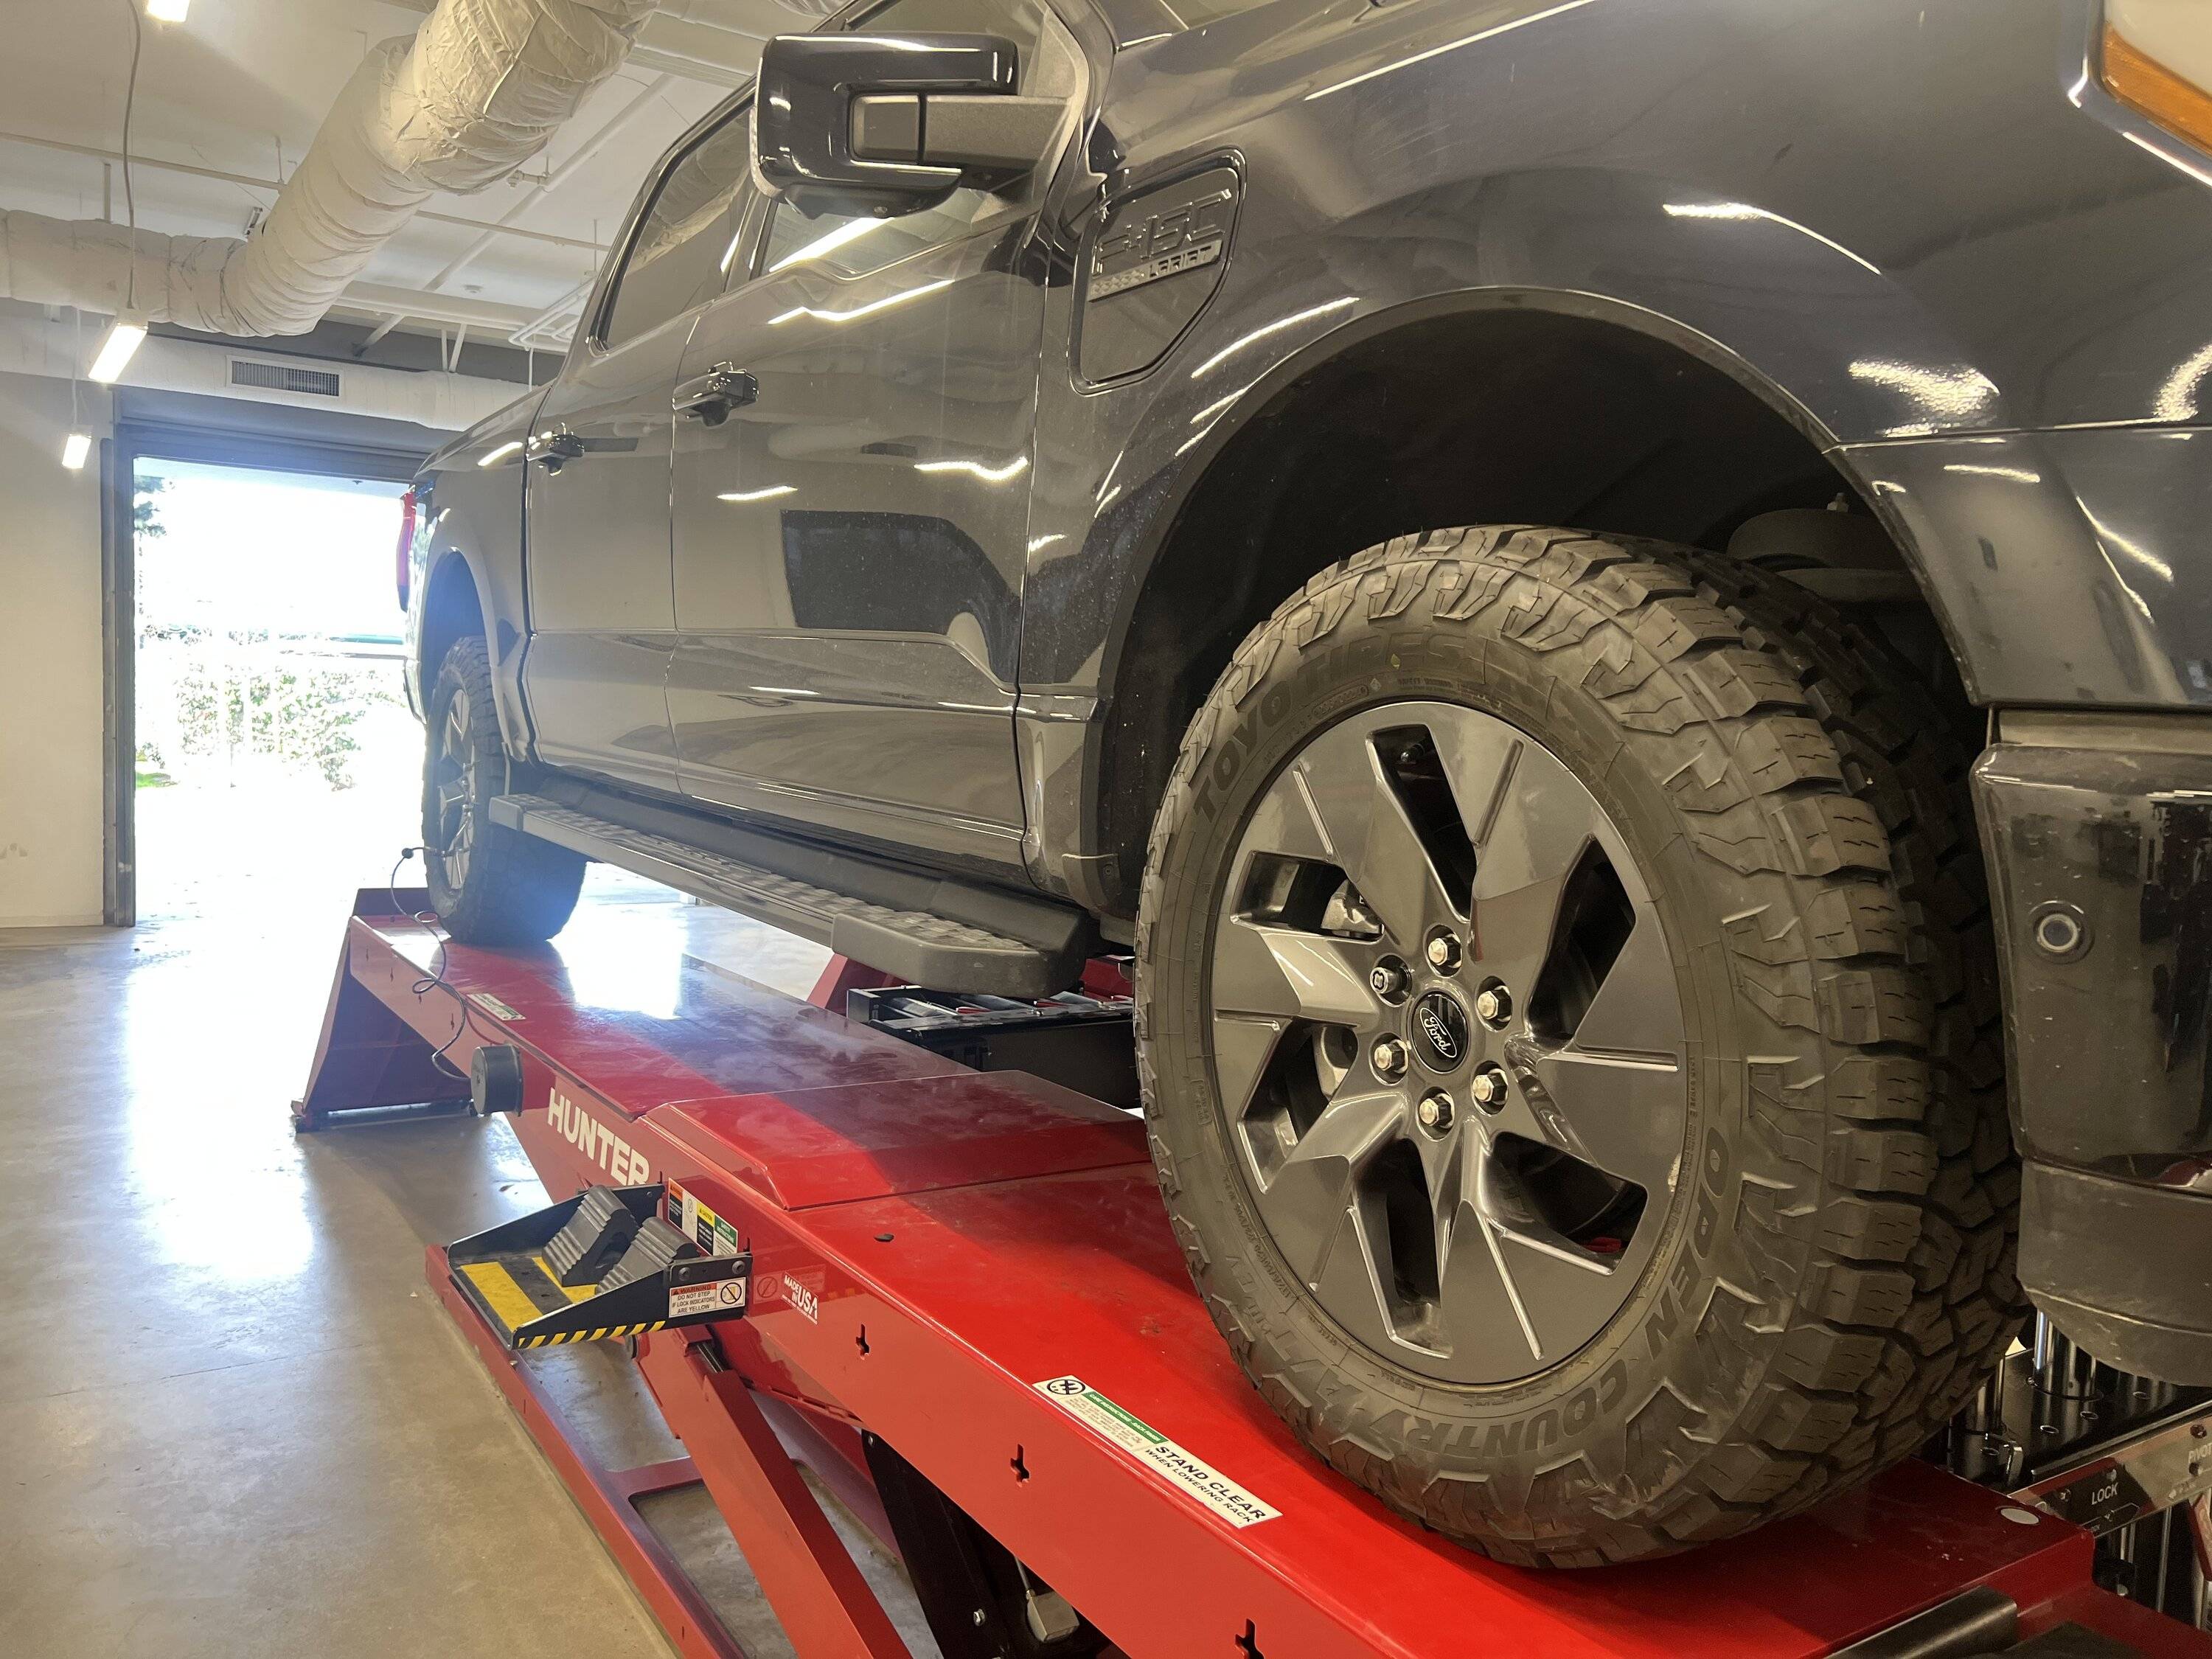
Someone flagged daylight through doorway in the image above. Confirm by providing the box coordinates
[131,459,420,924]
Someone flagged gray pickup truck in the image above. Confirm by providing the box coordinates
[401,0,2212,1565]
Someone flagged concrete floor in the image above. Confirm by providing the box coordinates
[0,866,938,1657]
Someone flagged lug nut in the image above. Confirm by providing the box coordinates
[1425,931,1462,974]
[1470,1065,1509,1111]
[1368,957,1409,1001]
[1372,1035,1409,1080]
[1474,984,1512,1026]
[1416,1091,1455,1135]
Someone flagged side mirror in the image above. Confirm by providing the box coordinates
[753,32,1064,218]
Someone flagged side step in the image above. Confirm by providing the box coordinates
[448,1183,751,1350]
[490,791,1084,998]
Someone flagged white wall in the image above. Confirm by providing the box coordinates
[0,369,110,926]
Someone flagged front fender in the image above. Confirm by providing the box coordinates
[411,389,544,754]
[1018,0,2212,900]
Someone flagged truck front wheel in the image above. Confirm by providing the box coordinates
[422,634,584,945]
[1135,526,2021,1565]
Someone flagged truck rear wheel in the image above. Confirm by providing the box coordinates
[1135,526,2021,1565]
[422,634,585,945]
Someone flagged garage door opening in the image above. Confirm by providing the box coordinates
[131,457,422,924]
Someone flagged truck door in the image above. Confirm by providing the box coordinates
[521,97,759,794]
[664,0,1082,875]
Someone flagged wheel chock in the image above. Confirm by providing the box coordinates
[544,1183,639,1286]
[448,1183,752,1350]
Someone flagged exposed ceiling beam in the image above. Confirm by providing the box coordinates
[509,274,596,349]
[426,72,675,294]
[0,131,612,255]
[336,282,541,333]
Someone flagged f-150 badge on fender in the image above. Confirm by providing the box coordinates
[1088,184,1235,302]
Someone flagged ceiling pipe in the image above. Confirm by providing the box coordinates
[386,0,760,86]
[0,0,655,338]
[0,131,609,254]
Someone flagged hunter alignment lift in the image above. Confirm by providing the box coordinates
[295,889,2211,1658]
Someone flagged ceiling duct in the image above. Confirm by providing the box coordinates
[0,0,654,338]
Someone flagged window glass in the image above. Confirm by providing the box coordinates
[756,0,1036,281]
[1152,0,1278,26]
[853,0,1005,38]
[602,104,754,347]
[759,191,995,281]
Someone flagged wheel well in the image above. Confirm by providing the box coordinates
[1094,307,1931,914]
[418,554,485,702]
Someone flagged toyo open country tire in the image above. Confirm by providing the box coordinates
[1135,526,2022,1565]
[423,634,585,946]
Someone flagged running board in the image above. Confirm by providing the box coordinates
[490,792,1079,996]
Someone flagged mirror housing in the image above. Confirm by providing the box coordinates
[753,32,1062,218]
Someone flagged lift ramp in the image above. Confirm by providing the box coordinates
[296,888,2212,1659]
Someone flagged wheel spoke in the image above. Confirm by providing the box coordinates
[1427,715,1528,855]
[1435,1187,1543,1368]
[1518,1044,1684,1197]
[1466,760,1602,975]
[1253,1087,1404,1285]
[1293,720,1463,946]
[1234,764,1338,866]
[1211,917,1381,1027]
[1308,1201,1408,1359]
[1209,1015,1290,1120]
[1563,911,1683,1061]
[1489,1228,1627,1360]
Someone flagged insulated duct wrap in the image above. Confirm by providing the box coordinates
[0,0,654,336]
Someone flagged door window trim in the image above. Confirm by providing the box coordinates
[586,91,760,354]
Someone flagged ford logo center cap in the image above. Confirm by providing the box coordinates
[1411,990,1470,1072]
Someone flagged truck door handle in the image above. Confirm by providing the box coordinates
[528,431,587,473]
[674,365,759,425]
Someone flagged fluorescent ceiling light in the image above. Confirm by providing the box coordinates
[60,432,92,470]
[88,318,148,385]
[147,0,189,20]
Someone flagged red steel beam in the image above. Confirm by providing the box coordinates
[429,1246,743,1659]
[638,1333,913,1659]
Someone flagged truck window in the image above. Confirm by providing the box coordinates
[600,102,756,349]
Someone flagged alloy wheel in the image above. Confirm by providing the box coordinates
[430,685,477,891]
[1208,701,1687,1385]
